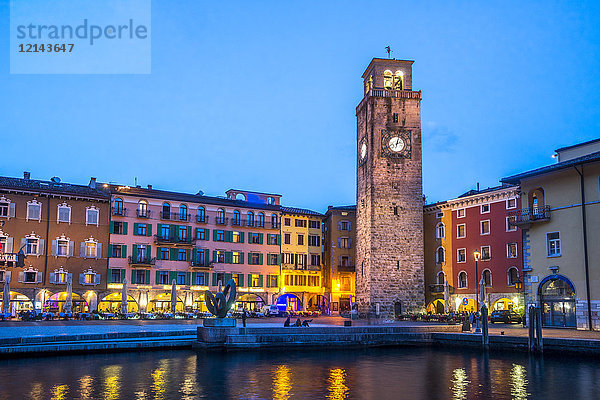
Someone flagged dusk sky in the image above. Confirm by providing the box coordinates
[1,0,599,211]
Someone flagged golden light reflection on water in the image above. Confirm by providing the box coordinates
[103,365,122,400]
[50,384,69,400]
[78,375,93,399]
[451,368,470,400]
[29,382,43,400]
[327,368,349,400]
[151,367,167,400]
[510,364,529,400]
[272,365,292,400]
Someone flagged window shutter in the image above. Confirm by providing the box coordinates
[109,221,114,234]
[132,245,138,260]
[258,275,263,287]
[225,231,232,243]
[80,242,86,258]
[348,238,352,249]
[38,239,44,255]
[225,273,232,283]
[156,246,160,259]
[170,225,177,240]
[79,273,85,285]
[239,274,244,287]
[240,252,244,264]
[36,272,43,283]
[248,233,253,244]
[277,234,281,245]
[225,251,232,263]
[259,233,263,244]
[69,241,75,257]
[247,274,252,287]
[18,272,24,283]
[120,269,126,283]
[338,221,342,230]
[168,271,176,284]
[6,238,13,253]
[122,245,127,258]
[186,272,191,285]
[155,271,160,285]
[266,275,271,288]
[20,238,26,251]
[212,250,217,262]
[195,228,200,239]
[192,272,197,284]
[213,230,217,241]
[49,272,56,284]
[107,269,112,284]
[147,224,153,237]
[123,222,128,235]
[212,273,218,286]
[51,240,57,256]
[170,248,178,261]
[239,232,244,243]
[187,226,192,239]
[145,270,150,284]
[95,274,101,285]
[338,256,341,266]
[96,243,102,259]
[131,270,136,284]
[204,229,210,240]
[133,223,140,235]
[186,249,191,261]
[204,272,209,285]
[266,254,271,265]
[204,249,209,264]
[108,244,113,258]
[8,203,16,218]
[259,253,263,265]
[338,238,342,248]
[277,254,281,265]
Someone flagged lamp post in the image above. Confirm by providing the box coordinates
[514,278,525,327]
[473,250,481,333]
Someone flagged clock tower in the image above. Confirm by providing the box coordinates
[356,58,424,317]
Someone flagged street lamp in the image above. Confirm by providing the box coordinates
[514,278,525,327]
[473,250,481,333]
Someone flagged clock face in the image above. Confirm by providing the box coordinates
[388,136,404,152]
[360,142,367,159]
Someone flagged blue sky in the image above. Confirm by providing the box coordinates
[1,0,599,211]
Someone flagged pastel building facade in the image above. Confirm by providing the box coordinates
[105,186,283,313]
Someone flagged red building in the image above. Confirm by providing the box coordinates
[424,185,523,314]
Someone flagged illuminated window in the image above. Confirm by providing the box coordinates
[138,200,148,217]
[232,252,241,264]
[383,70,393,89]
[215,251,225,263]
[507,243,518,258]
[481,245,491,260]
[458,271,467,288]
[394,70,403,90]
[217,209,226,224]
[232,231,240,243]
[251,274,261,287]
[480,220,490,235]
[85,240,97,258]
[507,267,519,286]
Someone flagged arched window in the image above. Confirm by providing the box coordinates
[271,213,279,228]
[257,212,265,227]
[436,246,445,264]
[179,204,188,221]
[197,206,206,222]
[394,70,403,90]
[383,70,393,89]
[436,222,445,239]
[458,271,467,288]
[235,193,246,201]
[113,198,123,216]
[507,267,519,286]
[436,271,446,285]
[233,210,241,225]
[247,211,254,227]
[267,197,275,205]
[162,202,171,219]
[138,200,148,218]
[482,269,492,287]
[217,208,225,224]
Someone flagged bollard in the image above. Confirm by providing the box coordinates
[535,307,543,353]
[528,306,536,353]
[481,305,489,350]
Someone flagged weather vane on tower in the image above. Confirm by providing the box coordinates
[385,46,392,58]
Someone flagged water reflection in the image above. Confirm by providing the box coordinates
[510,364,529,400]
[102,365,121,400]
[78,375,94,400]
[50,384,69,400]
[272,365,292,400]
[327,368,348,400]
[451,368,469,400]
[151,367,166,400]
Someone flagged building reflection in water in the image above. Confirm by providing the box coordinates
[50,384,69,400]
[102,365,122,400]
[78,375,94,400]
[29,382,44,400]
[451,368,469,400]
[327,368,349,400]
[272,365,292,400]
[510,363,529,400]
[151,367,166,400]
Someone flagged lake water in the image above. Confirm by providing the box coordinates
[0,347,599,399]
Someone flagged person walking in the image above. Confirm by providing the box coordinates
[242,309,247,328]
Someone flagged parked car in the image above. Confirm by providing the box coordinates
[490,309,522,324]
[262,305,287,317]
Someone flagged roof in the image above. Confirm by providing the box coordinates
[326,205,356,212]
[280,206,324,217]
[362,58,414,78]
[0,176,109,200]
[501,150,600,184]
[555,138,600,152]
[457,184,515,198]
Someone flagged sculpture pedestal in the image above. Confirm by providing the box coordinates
[203,318,236,327]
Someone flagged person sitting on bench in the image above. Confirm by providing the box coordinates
[283,316,291,327]
[294,318,302,327]
[302,319,312,327]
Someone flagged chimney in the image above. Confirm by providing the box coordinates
[89,177,97,189]
[23,171,30,180]
[147,184,153,190]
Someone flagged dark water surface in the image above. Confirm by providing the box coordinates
[0,347,599,399]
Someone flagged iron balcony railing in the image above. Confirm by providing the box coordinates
[154,234,195,245]
[215,217,229,225]
[136,209,151,218]
[190,260,213,268]
[232,218,241,226]
[128,256,156,266]
[111,207,127,216]
[196,215,208,223]
[160,211,189,221]
[508,206,551,227]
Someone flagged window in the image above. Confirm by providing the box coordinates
[232,251,241,264]
[159,248,169,260]
[233,210,241,225]
[339,237,350,248]
[457,224,466,238]
[160,225,170,240]
[394,70,403,90]
[136,245,148,262]
[86,207,99,226]
[481,245,491,260]
[436,212,444,218]
[27,200,41,221]
[340,255,350,266]
[267,234,279,245]
[308,235,320,247]
[193,273,205,286]
[24,271,38,283]
[0,201,9,217]
[284,218,291,226]
[111,244,123,258]
[178,249,186,261]
[296,254,306,267]
[197,206,206,222]
[57,203,71,223]
[249,252,261,265]
[267,196,275,205]
[232,273,241,286]
[436,247,445,264]
[217,209,226,224]
[113,198,124,215]
[113,221,124,235]
[309,220,320,229]
[392,113,399,123]
[26,237,39,255]
[457,209,465,218]
[215,251,225,263]
[295,219,307,228]
[339,221,350,231]
[215,230,224,242]
[297,234,304,246]
[111,269,122,283]
[268,275,278,288]
[251,233,261,244]
[215,272,225,286]
[157,271,169,285]
[507,267,519,286]
[436,271,445,285]
[271,214,279,228]
[483,269,492,287]
[457,248,466,263]
[268,253,279,265]
[135,270,146,284]
[57,239,68,256]
[458,272,467,288]
[480,220,490,235]
[136,224,147,236]
[506,216,517,232]
[383,70,393,89]
[85,241,97,258]
[177,272,186,285]
[283,253,293,264]
[257,212,265,227]
[178,226,188,241]
[179,205,188,221]
[481,204,490,214]
[247,212,254,226]
[506,198,517,209]
[55,269,68,284]
[284,233,291,244]
[547,232,561,257]
[195,229,206,241]
[310,254,321,266]
[507,243,517,258]
[251,274,261,288]
[83,270,97,285]
[138,200,148,217]
[162,203,171,219]
[232,231,241,243]
[436,223,445,239]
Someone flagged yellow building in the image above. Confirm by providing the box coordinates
[278,207,325,312]
[503,138,600,329]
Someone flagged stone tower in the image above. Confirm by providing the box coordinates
[355,58,425,317]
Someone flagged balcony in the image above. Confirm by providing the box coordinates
[338,264,355,273]
[508,206,551,227]
[429,284,444,294]
[196,215,208,223]
[190,260,213,269]
[111,207,127,216]
[128,256,156,266]
[232,219,241,226]
[215,217,229,226]
[307,265,322,271]
[369,88,421,100]
[269,221,280,230]
[154,234,195,246]
[136,209,151,219]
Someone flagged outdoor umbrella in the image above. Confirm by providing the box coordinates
[2,274,11,315]
[170,279,177,314]
[63,274,73,314]
[121,279,128,314]
[443,278,450,313]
